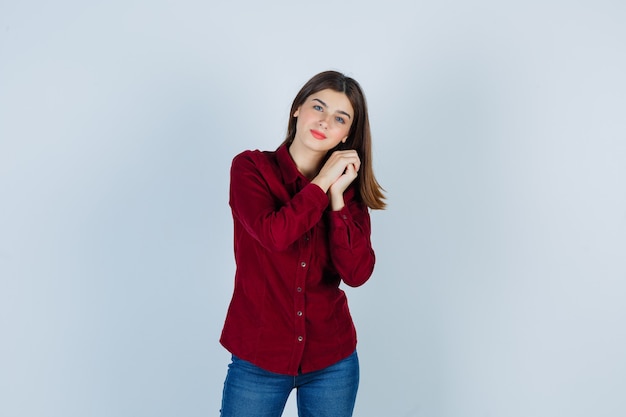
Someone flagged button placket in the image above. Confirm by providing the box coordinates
[294,230,312,358]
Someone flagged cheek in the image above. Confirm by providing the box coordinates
[295,114,308,130]
[331,128,350,143]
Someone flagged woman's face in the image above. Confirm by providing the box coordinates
[292,89,354,154]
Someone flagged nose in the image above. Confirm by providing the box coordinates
[319,114,330,129]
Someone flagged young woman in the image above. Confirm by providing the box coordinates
[219,70,385,417]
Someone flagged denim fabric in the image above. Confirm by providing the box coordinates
[220,351,359,417]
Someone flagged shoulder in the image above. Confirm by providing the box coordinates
[231,149,281,180]
[232,149,278,168]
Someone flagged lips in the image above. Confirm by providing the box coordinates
[310,129,327,140]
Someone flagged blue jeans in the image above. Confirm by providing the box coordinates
[220,351,359,417]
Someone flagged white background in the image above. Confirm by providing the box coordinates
[1,1,625,416]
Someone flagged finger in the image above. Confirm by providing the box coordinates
[351,163,359,177]
[349,158,361,172]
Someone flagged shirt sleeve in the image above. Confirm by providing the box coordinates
[229,151,330,252]
[327,191,376,287]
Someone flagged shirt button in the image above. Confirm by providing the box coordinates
[297,311,303,316]
[342,215,348,219]
[300,261,306,268]
[296,287,302,292]
[297,336,303,342]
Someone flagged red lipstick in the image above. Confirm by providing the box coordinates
[310,129,326,139]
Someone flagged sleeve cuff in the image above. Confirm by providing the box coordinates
[329,205,351,226]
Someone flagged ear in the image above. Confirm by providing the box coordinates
[293,107,300,118]
[342,136,348,143]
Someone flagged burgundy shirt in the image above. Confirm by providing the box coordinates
[220,144,375,376]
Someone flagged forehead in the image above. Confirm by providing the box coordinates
[308,89,353,115]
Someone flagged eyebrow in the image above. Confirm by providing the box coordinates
[313,98,352,119]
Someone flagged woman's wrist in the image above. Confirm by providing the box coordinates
[329,190,345,211]
[311,176,332,193]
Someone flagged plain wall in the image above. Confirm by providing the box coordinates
[1,1,625,416]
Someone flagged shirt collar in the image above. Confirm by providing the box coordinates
[276,144,305,185]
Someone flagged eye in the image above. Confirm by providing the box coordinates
[335,116,346,124]
[313,105,323,111]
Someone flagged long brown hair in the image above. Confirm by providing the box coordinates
[279,71,386,210]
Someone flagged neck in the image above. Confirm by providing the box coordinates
[288,142,325,180]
